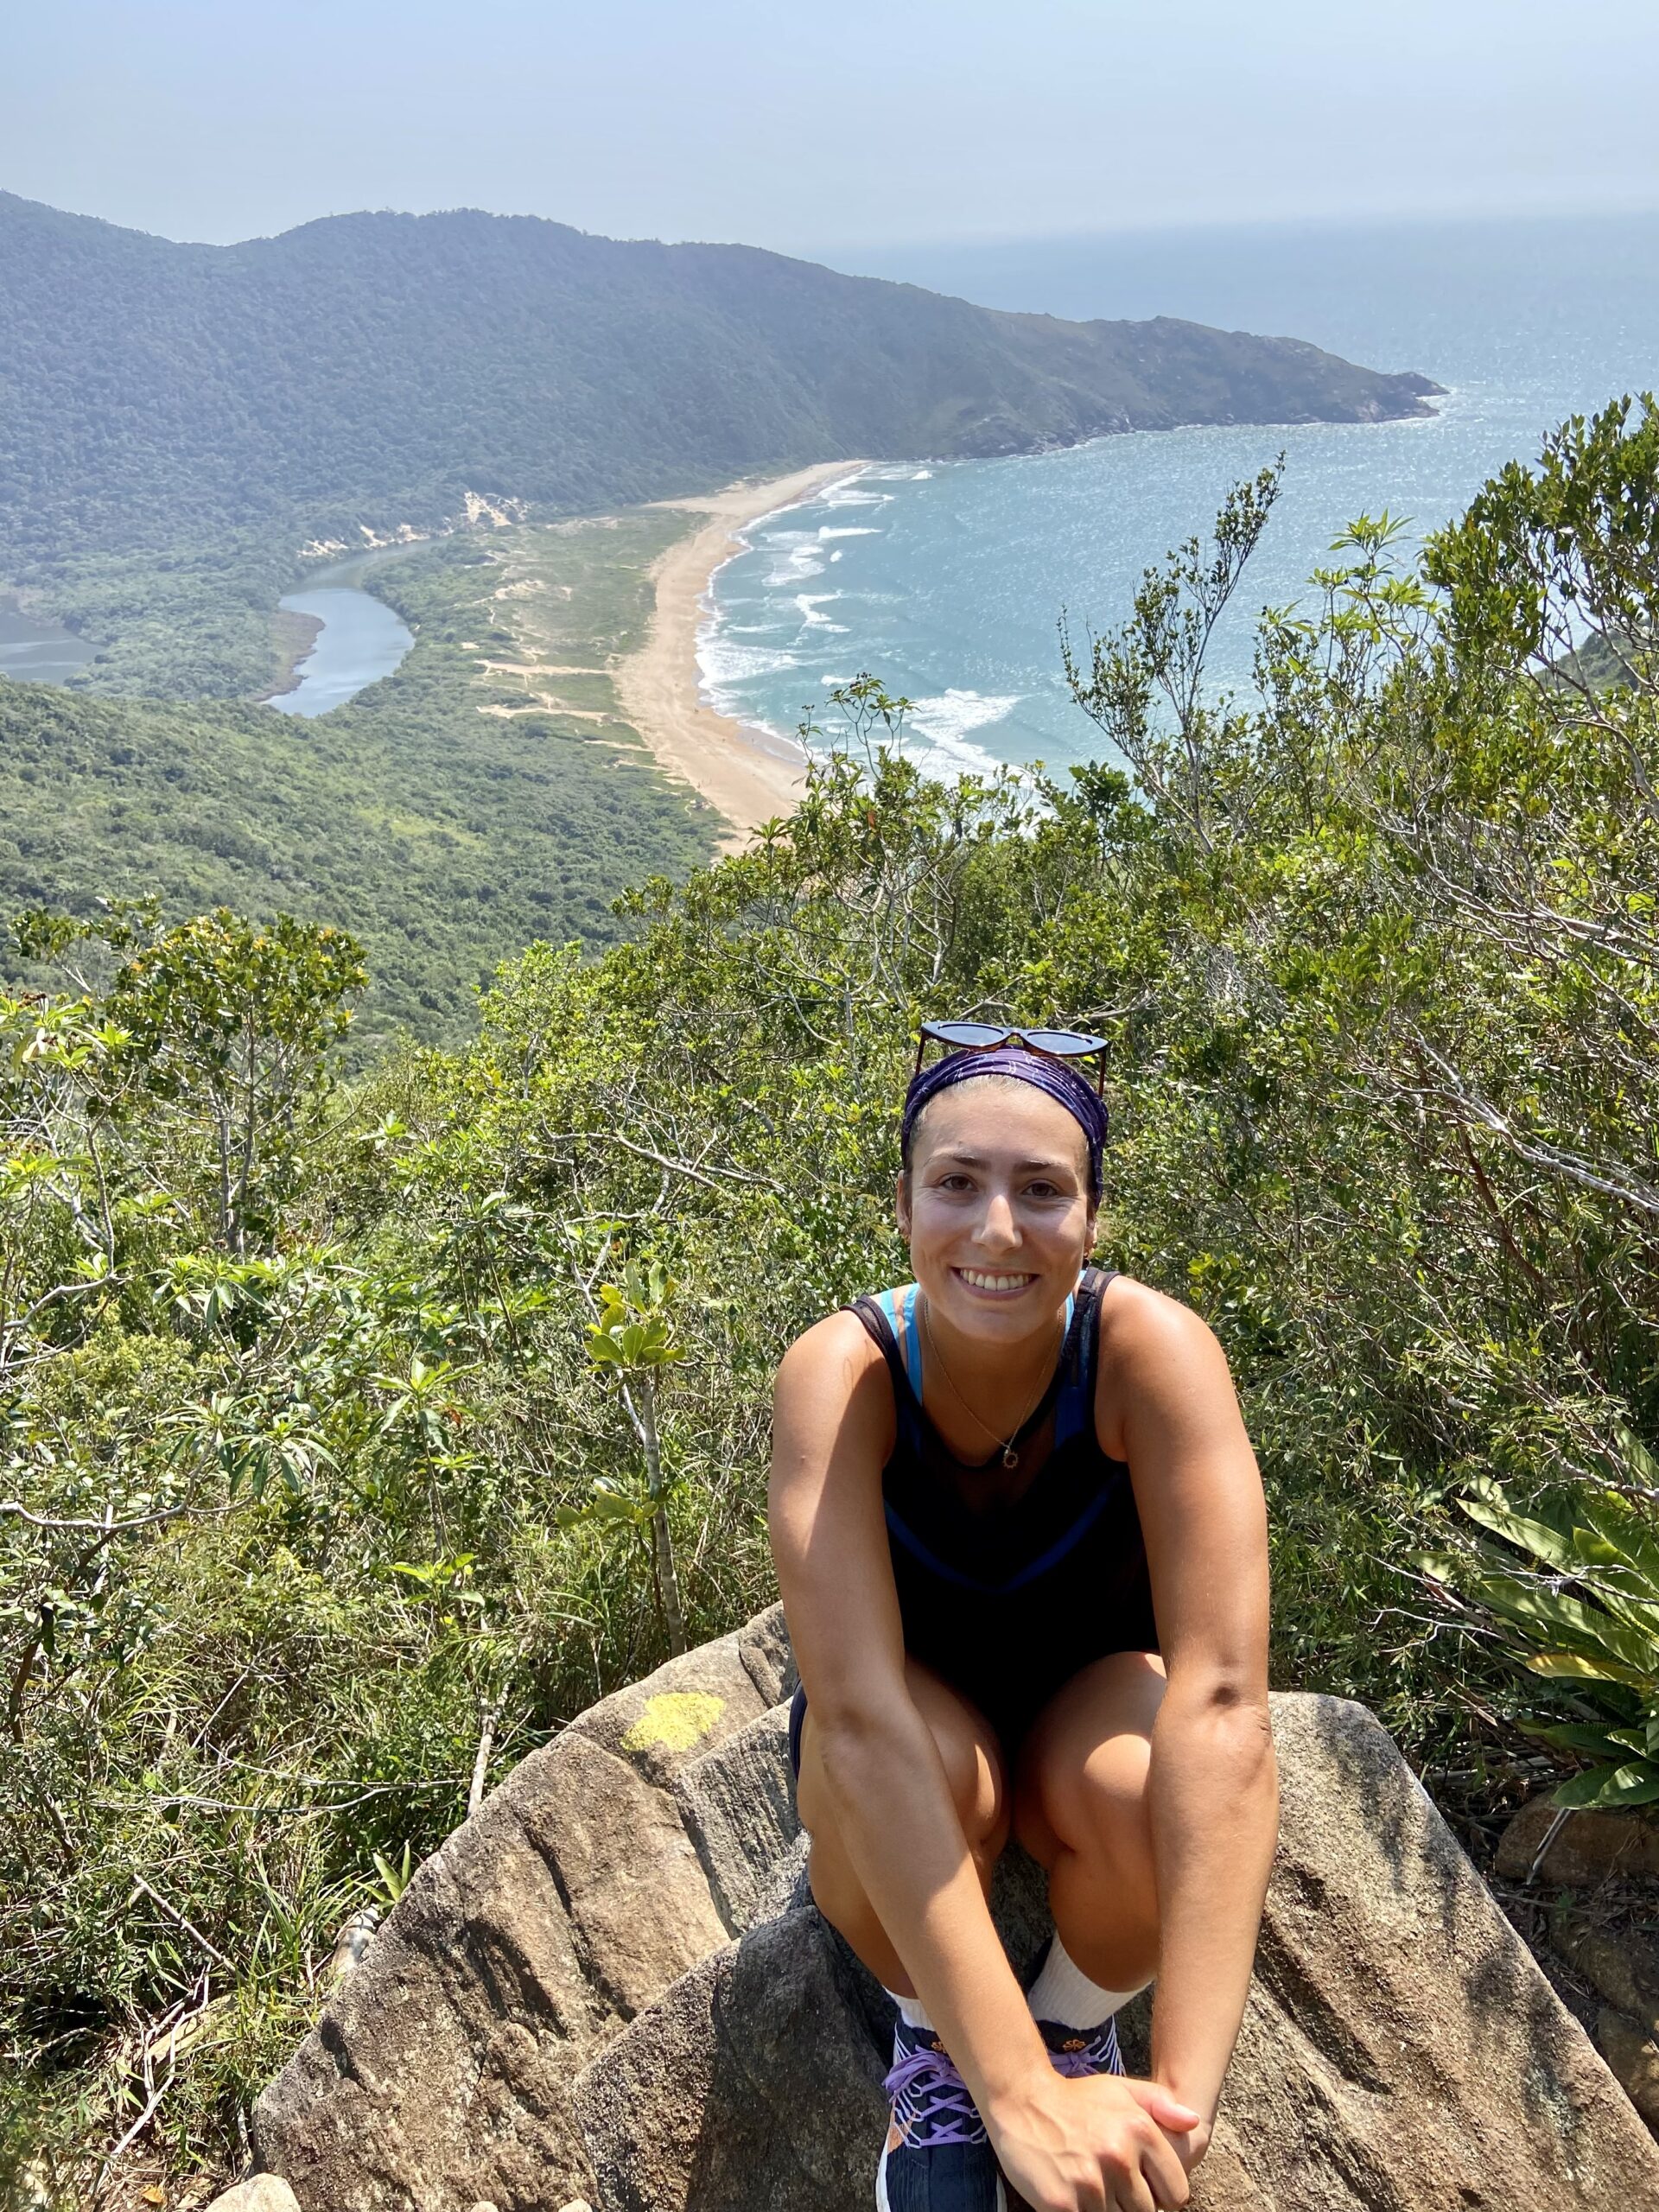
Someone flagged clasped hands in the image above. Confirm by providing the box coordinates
[988,2064,1208,2212]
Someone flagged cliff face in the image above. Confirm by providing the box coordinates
[0,194,1440,563]
[248,1609,1657,2212]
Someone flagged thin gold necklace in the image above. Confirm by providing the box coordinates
[918,1295,1064,1471]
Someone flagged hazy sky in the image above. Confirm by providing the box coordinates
[11,0,1659,253]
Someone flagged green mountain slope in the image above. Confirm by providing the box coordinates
[0,194,1440,564]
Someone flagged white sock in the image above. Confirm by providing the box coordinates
[1026,1936,1148,2031]
[884,1984,933,2031]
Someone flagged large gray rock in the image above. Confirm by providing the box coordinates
[254,1615,1659,2210]
[253,1609,795,2212]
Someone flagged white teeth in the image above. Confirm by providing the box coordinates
[959,1270,1032,1291]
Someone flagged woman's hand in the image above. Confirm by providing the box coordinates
[986,2066,1201,2211]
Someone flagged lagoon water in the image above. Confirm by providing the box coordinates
[268,548,416,716]
[0,601,96,684]
[702,213,1659,775]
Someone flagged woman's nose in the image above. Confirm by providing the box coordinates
[974,1192,1020,1249]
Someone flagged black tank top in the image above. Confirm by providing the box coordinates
[850,1267,1160,1745]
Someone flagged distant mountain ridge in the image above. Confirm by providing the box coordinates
[0,193,1439,562]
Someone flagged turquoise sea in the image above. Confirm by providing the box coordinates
[701,213,1659,775]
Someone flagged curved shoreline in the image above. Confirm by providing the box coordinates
[613,461,863,845]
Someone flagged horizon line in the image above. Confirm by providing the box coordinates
[7,185,1659,259]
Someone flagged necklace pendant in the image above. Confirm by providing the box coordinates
[1002,1445,1020,1470]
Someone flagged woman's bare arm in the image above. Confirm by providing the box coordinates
[768,1313,1051,2113]
[1106,1283,1278,2145]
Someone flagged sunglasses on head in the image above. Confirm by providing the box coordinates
[913,1019,1109,1092]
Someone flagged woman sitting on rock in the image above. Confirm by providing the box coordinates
[768,1024,1276,2212]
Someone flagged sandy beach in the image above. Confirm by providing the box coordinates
[613,461,863,844]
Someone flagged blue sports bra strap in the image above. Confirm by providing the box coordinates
[849,1294,925,1443]
[900,1285,924,1397]
[874,1286,924,1400]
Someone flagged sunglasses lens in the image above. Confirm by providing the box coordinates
[1022,1029,1108,1056]
[929,1021,1007,1047]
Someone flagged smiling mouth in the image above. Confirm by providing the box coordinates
[953,1268,1036,1294]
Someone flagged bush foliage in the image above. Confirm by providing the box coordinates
[3,399,1658,2200]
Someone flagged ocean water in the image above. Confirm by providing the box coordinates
[702,213,1659,775]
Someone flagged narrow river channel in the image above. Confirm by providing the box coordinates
[266,547,416,716]
[0,549,416,714]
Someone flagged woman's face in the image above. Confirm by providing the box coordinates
[899,1077,1096,1344]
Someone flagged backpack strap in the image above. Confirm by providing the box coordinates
[849,1291,926,1452]
[1052,1265,1112,1449]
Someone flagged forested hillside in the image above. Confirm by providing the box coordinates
[4,399,1657,2199]
[0,520,716,1044]
[0,192,1439,566]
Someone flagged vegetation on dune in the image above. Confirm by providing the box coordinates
[4,399,1659,2200]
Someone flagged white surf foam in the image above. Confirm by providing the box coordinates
[899,690,1022,777]
[697,638,805,685]
[694,461,887,757]
[792,593,849,632]
[761,530,830,584]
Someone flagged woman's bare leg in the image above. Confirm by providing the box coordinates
[1012,1650,1166,1991]
[795,1657,1010,1995]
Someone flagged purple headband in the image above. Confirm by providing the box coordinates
[901,1047,1109,1202]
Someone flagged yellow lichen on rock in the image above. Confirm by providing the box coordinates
[618,1691,726,1753]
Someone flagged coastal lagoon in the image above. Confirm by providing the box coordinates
[268,547,416,715]
[0,600,95,684]
[702,213,1659,775]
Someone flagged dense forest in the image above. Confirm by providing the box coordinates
[0,192,1437,569]
[3,399,1656,2201]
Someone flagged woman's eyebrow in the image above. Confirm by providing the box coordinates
[933,1147,1073,1173]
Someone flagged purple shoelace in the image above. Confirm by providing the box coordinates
[883,2037,988,2147]
[1041,2014,1123,2080]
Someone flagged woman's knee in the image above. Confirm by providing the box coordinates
[1014,1652,1163,1869]
[798,1662,1008,1859]
[1052,1732,1154,1868]
[906,1660,1008,1850]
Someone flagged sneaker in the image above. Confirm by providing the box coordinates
[1034,2010,1125,2080]
[876,2017,1007,2211]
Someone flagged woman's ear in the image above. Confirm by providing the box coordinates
[894,1170,912,1238]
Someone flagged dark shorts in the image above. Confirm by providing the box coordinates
[785,1652,1160,1780]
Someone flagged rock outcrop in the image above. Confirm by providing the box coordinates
[1496,1794,1659,1885]
[253,1610,794,2211]
[252,1611,1659,2210]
